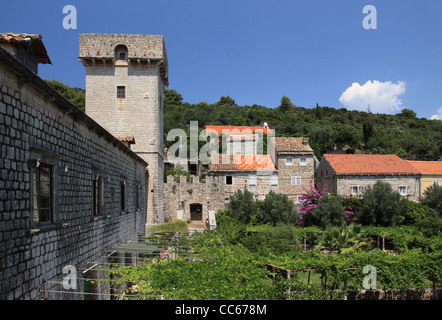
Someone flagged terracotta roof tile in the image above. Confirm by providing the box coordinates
[0,33,51,64]
[209,154,238,171]
[205,125,272,135]
[236,154,276,171]
[406,161,442,174]
[274,137,313,152]
[209,154,276,171]
[324,154,420,175]
[117,136,135,144]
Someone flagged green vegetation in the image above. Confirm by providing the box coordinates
[45,81,442,160]
[101,186,440,300]
[45,79,85,111]
[163,89,442,160]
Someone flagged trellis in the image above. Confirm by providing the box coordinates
[40,232,196,300]
[266,263,358,299]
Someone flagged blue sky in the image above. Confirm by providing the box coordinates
[1,0,442,119]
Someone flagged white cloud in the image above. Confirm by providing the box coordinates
[430,107,442,120]
[339,80,406,114]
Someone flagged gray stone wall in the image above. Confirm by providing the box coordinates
[80,33,167,228]
[0,50,147,299]
[316,158,421,201]
[164,175,226,223]
[276,152,315,202]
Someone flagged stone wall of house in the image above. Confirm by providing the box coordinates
[316,158,421,201]
[0,49,147,300]
[163,175,226,224]
[221,171,280,201]
[276,152,316,202]
[336,175,421,202]
[80,33,167,228]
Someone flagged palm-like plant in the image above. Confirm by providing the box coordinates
[316,223,369,253]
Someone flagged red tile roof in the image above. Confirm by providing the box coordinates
[406,161,442,174]
[0,33,52,64]
[209,154,276,171]
[274,137,313,152]
[236,154,276,171]
[117,136,135,144]
[205,125,272,135]
[323,154,420,175]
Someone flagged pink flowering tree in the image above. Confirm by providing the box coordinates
[298,184,356,227]
[298,184,328,226]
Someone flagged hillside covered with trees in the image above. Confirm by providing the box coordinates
[45,80,442,160]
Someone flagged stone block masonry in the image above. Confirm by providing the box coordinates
[79,33,168,228]
[0,46,148,299]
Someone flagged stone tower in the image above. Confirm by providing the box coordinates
[79,33,168,227]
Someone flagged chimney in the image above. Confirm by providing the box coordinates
[302,137,309,145]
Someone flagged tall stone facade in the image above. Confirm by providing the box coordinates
[79,33,168,227]
[0,43,148,299]
[163,175,226,227]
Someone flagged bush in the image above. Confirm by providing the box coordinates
[228,189,258,224]
[403,201,439,225]
[241,224,301,255]
[306,194,347,228]
[214,210,247,244]
[358,181,408,226]
[257,191,299,226]
[421,184,442,215]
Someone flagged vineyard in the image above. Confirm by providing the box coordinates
[96,185,441,300]
[97,218,441,300]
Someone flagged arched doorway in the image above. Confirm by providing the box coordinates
[189,203,202,222]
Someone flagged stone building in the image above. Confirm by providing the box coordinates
[0,34,148,299]
[316,154,421,201]
[79,33,168,227]
[271,137,316,203]
[406,161,442,197]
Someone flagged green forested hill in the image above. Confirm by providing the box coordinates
[164,89,442,160]
[44,81,442,161]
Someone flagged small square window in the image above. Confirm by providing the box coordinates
[249,175,256,186]
[398,186,407,196]
[433,180,440,186]
[300,158,306,166]
[351,186,360,195]
[286,158,293,166]
[270,175,278,186]
[291,176,301,186]
[117,86,126,99]
[226,176,233,185]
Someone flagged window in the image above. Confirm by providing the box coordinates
[117,86,126,99]
[33,163,53,226]
[249,175,256,186]
[115,44,128,61]
[298,196,305,203]
[226,176,233,185]
[433,179,440,186]
[398,186,407,196]
[93,176,103,216]
[286,158,293,166]
[351,186,360,195]
[270,174,278,186]
[120,181,126,211]
[291,176,301,186]
[300,158,306,166]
